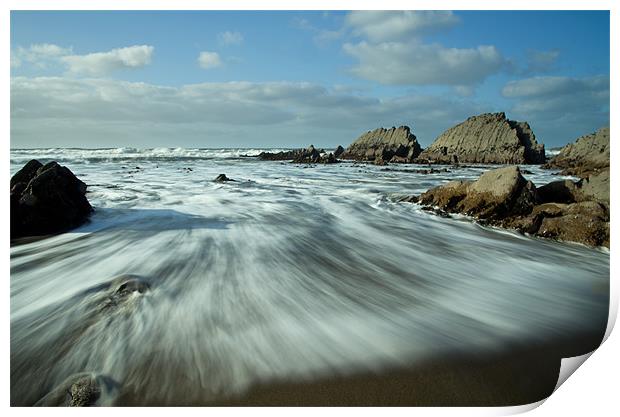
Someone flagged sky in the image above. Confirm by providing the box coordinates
[10,10,610,149]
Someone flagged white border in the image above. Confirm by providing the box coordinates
[2,1,616,415]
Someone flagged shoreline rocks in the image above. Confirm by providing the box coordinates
[405,165,609,247]
[258,145,342,164]
[417,112,545,165]
[542,127,609,177]
[11,160,93,240]
[340,126,422,164]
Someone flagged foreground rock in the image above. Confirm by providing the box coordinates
[35,373,102,406]
[258,145,342,164]
[11,160,93,239]
[543,127,609,176]
[340,126,422,164]
[417,112,545,164]
[407,166,609,247]
[214,174,235,182]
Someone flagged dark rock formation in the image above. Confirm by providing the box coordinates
[214,174,235,182]
[333,145,345,158]
[292,145,322,163]
[543,127,609,176]
[257,150,298,161]
[406,165,609,247]
[340,126,422,164]
[417,112,545,164]
[11,160,93,239]
[257,145,339,164]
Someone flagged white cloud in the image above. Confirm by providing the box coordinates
[11,51,22,68]
[340,11,505,87]
[198,51,222,69]
[344,40,505,86]
[28,43,72,57]
[502,75,608,99]
[346,11,460,42]
[12,43,73,68]
[61,45,154,76]
[10,76,481,148]
[524,49,560,74]
[217,31,244,46]
[501,75,609,142]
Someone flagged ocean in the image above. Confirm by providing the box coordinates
[9,148,610,405]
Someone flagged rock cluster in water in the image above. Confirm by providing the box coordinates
[405,165,609,247]
[340,126,422,165]
[258,145,343,164]
[417,112,545,164]
[10,160,93,239]
[543,127,609,176]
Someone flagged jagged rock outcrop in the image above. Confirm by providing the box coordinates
[340,126,422,164]
[11,160,93,239]
[417,112,545,164]
[258,145,339,164]
[404,165,609,247]
[543,127,609,176]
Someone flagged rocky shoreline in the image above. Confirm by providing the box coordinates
[10,112,610,249]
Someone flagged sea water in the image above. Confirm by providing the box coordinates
[9,148,609,405]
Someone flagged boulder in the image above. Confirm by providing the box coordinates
[35,373,101,407]
[417,112,545,164]
[340,126,421,164]
[407,165,609,247]
[579,168,609,203]
[544,127,609,176]
[333,145,345,158]
[419,166,537,220]
[292,145,322,163]
[536,168,609,204]
[11,160,93,239]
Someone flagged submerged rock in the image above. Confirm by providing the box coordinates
[214,174,235,182]
[99,275,151,313]
[407,165,609,247]
[35,373,101,407]
[543,127,609,176]
[417,112,545,164]
[340,126,422,164]
[10,160,93,239]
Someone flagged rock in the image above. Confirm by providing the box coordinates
[99,275,150,313]
[406,165,609,247]
[10,159,43,189]
[418,112,545,164]
[257,149,302,161]
[11,160,93,239]
[292,145,322,163]
[214,174,234,182]
[537,180,581,204]
[536,169,609,204]
[258,145,338,164]
[535,201,609,247]
[35,373,101,407]
[333,145,345,158]
[544,127,609,176]
[340,126,422,164]
[420,166,537,220]
[579,168,609,203]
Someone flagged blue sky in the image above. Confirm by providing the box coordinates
[10,10,610,148]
